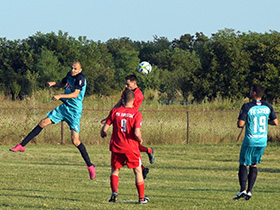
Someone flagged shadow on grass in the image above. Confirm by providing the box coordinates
[155,165,280,174]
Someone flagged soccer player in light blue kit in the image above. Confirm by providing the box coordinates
[233,84,278,200]
[10,61,96,180]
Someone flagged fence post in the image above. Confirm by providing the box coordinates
[61,121,64,144]
[187,111,189,144]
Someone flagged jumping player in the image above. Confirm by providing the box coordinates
[233,84,278,200]
[101,89,149,204]
[101,74,155,178]
[9,61,96,180]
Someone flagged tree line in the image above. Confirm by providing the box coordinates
[1,29,280,103]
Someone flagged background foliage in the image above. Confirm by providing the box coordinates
[1,29,280,103]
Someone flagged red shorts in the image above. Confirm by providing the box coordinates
[111,152,142,169]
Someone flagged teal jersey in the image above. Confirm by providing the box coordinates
[238,100,277,147]
[60,72,86,111]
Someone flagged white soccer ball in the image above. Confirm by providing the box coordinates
[138,61,152,75]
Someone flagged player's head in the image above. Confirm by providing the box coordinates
[125,75,138,90]
[71,61,82,76]
[123,89,135,105]
[250,84,264,99]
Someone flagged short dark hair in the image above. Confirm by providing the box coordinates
[251,84,264,98]
[123,89,135,104]
[125,74,138,82]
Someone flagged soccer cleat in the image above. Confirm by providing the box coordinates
[88,165,96,180]
[147,148,155,164]
[9,144,25,152]
[109,192,118,203]
[139,196,149,204]
[142,167,149,179]
[244,192,252,200]
[233,190,246,200]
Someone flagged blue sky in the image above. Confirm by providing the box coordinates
[1,0,280,42]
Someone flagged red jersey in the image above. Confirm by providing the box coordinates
[121,87,143,111]
[106,107,142,155]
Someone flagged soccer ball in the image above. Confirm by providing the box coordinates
[138,61,152,75]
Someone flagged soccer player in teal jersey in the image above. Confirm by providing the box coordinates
[233,84,278,200]
[10,62,96,180]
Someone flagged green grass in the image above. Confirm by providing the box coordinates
[1,144,280,209]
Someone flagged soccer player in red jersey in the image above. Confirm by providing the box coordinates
[101,89,149,204]
[101,75,155,178]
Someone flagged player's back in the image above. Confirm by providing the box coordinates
[242,100,272,147]
[109,107,142,155]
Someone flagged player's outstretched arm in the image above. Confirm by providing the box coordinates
[47,81,65,88]
[100,99,123,124]
[53,89,80,101]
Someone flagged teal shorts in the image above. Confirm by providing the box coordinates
[239,145,266,166]
[47,103,82,133]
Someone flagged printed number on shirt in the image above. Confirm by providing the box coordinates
[121,119,127,132]
[253,116,266,133]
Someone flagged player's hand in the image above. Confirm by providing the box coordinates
[100,118,107,124]
[53,95,61,101]
[47,82,56,88]
[139,139,143,145]
[100,130,107,138]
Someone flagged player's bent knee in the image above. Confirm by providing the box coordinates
[39,118,52,128]
[72,139,81,147]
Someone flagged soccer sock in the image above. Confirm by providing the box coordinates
[77,143,92,167]
[20,125,43,147]
[238,164,248,192]
[136,181,145,199]
[141,165,145,171]
[247,166,258,192]
[139,144,148,153]
[110,175,119,193]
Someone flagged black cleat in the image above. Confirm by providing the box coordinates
[142,167,149,179]
[244,192,252,200]
[148,148,155,164]
[139,196,149,204]
[233,191,246,200]
[109,192,118,203]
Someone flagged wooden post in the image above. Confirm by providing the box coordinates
[187,111,189,144]
[61,121,64,144]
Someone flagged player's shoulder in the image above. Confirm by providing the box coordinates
[75,72,86,80]
[134,87,143,95]
[260,100,273,108]
[242,101,255,109]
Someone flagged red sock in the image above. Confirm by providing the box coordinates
[141,165,145,171]
[110,175,119,193]
[139,144,148,152]
[147,147,153,154]
[136,181,145,199]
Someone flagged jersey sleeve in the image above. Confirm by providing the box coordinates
[133,89,144,110]
[238,104,248,121]
[74,74,86,90]
[268,104,277,120]
[106,109,115,126]
[134,112,142,128]
[61,72,71,85]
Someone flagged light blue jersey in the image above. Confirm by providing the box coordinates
[60,71,86,111]
[238,100,277,147]
[47,72,86,133]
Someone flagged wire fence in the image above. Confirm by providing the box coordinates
[1,107,280,145]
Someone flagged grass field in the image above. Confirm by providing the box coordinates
[1,143,280,210]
